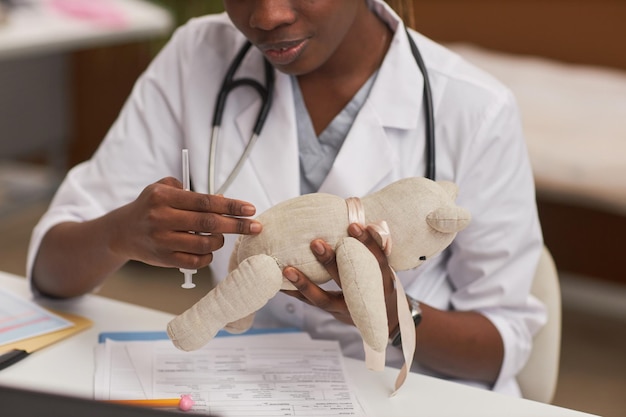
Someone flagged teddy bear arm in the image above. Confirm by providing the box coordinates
[336,237,388,371]
[167,254,284,351]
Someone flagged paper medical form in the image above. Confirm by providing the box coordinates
[95,332,367,416]
[0,287,72,345]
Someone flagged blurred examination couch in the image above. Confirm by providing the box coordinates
[412,1,626,285]
[447,43,626,215]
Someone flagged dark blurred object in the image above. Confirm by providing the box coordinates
[0,0,33,25]
[0,0,8,24]
[0,0,29,10]
[0,384,217,417]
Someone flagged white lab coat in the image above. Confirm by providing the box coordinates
[28,1,545,396]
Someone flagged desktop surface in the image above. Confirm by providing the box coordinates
[0,271,598,417]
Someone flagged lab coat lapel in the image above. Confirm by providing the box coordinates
[371,26,425,131]
[234,71,300,206]
[319,25,425,198]
[318,103,394,198]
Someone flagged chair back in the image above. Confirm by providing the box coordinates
[517,246,562,403]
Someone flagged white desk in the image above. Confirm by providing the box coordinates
[0,271,597,417]
[0,0,173,60]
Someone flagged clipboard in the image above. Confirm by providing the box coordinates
[0,309,92,369]
[98,327,301,344]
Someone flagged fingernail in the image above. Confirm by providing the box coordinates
[250,222,262,233]
[284,268,298,282]
[349,223,362,236]
[311,240,325,256]
[241,205,256,216]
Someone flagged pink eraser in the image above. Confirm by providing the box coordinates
[178,394,194,412]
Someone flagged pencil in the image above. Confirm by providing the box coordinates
[107,398,181,407]
[106,394,195,411]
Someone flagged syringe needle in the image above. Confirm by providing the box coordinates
[179,149,196,289]
[182,148,191,192]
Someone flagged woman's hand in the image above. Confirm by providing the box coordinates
[282,223,399,333]
[33,177,261,298]
[280,223,506,384]
[110,177,262,270]
[282,237,353,326]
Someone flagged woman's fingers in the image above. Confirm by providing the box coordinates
[151,179,262,235]
[310,239,341,287]
[283,267,338,309]
[117,177,261,270]
[283,266,355,326]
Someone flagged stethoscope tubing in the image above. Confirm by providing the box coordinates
[406,29,436,181]
[208,42,275,195]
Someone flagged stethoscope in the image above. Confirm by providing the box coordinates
[208,28,434,195]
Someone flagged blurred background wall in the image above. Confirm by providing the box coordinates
[413,0,626,71]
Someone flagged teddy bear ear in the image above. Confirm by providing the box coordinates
[436,181,459,200]
[426,206,471,234]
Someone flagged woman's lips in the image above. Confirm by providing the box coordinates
[259,39,307,67]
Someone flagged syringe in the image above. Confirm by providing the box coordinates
[179,149,196,289]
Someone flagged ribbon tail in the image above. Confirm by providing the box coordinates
[390,270,416,397]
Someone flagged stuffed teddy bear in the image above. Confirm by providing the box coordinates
[167,177,470,378]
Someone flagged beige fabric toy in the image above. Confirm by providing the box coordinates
[167,177,470,390]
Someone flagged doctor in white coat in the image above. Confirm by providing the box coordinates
[28,0,545,396]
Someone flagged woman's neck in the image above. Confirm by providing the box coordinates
[297,6,392,135]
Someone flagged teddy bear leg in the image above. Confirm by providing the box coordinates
[336,237,388,371]
[224,313,255,334]
[167,254,284,351]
